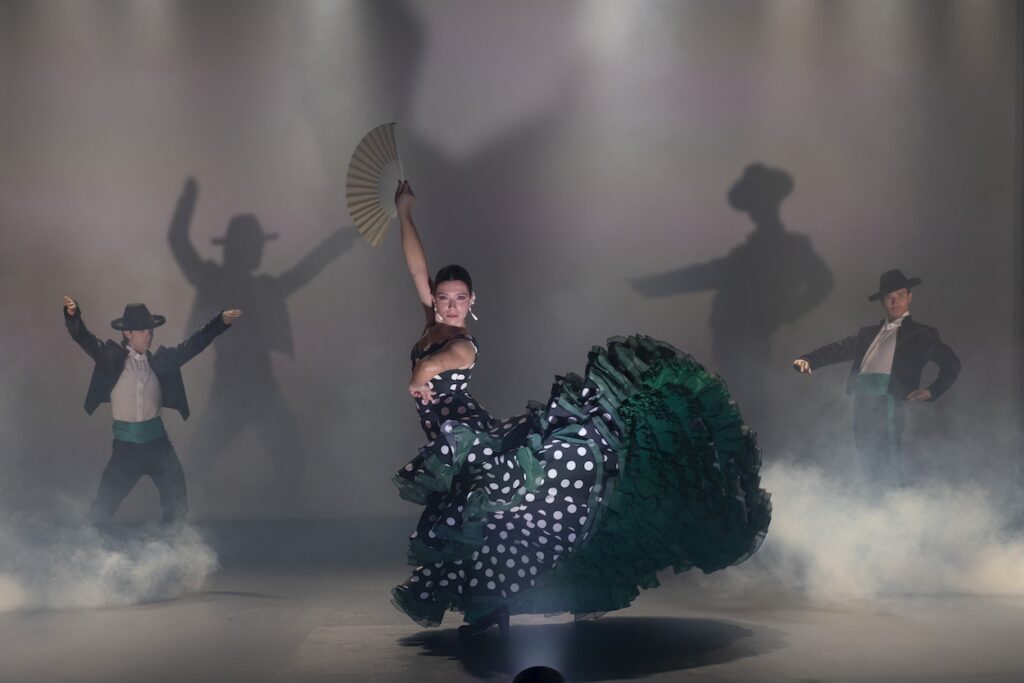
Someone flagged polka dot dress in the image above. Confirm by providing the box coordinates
[391,334,771,627]
[391,334,621,626]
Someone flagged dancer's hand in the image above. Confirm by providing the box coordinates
[409,381,434,405]
[905,388,931,402]
[792,359,811,374]
[395,180,416,218]
[63,296,78,315]
[221,309,243,325]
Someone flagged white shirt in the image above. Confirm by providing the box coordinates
[110,347,162,422]
[858,312,909,375]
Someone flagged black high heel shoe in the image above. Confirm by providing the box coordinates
[458,605,509,638]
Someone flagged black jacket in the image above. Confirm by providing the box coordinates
[64,305,229,419]
[799,316,960,401]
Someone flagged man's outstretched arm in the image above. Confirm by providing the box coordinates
[793,334,862,374]
[63,296,105,362]
[165,309,242,368]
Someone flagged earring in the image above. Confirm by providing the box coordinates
[469,308,479,321]
[433,304,443,323]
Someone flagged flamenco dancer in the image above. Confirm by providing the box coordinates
[389,181,771,636]
[63,296,240,525]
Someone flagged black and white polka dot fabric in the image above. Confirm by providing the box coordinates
[392,335,623,626]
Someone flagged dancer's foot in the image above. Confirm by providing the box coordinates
[458,605,509,638]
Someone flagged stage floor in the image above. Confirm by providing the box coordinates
[1,520,1023,682]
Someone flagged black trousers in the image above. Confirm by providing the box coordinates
[853,394,906,487]
[90,436,187,524]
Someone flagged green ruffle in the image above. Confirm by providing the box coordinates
[505,336,770,616]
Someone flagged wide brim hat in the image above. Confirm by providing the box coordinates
[211,214,278,246]
[868,269,922,301]
[111,303,166,330]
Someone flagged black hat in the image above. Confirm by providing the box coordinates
[111,303,166,331]
[868,269,922,302]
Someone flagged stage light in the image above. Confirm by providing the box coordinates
[513,665,566,683]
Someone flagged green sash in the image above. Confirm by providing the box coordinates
[112,417,166,444]
[853,372,900,462]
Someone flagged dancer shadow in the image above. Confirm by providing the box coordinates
[167,177,357,513]
[400,616,778,681]
[631,164,833,426]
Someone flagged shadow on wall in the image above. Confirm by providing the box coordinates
[167,177,357,515]
[630,163,834,427]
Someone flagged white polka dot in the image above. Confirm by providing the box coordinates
[440,445,450,455]
[483,448,493,455]
[577,447,587,456]
[553,511,562,520]
[510,583,520,592]
[446,517,456,526]
[578,428,587,436]
[470,578,478,587]
[506,559,515,568]
[573,480,583,489]
[553,450,563,460]
[547,469,558,478]
[420,592,429,599]
[566,461,576,471]
[487,581,496,590]
[561,479,570,488]
[584,461,594,471]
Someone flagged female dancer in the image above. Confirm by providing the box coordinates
[390,181,771,636]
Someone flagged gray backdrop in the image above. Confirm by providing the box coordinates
[0,0,1019,520]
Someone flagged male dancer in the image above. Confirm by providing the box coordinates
[793,269,960,485]
[63,296,241,524]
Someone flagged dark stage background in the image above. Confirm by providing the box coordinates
[0,0,1020,521]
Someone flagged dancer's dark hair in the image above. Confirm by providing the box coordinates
[433,264,473,293]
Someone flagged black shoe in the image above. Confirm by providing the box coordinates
[458,605,509,638]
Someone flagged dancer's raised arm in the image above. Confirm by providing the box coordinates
[396,181,435,326]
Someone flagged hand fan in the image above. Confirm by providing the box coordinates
[345,122,405,247]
